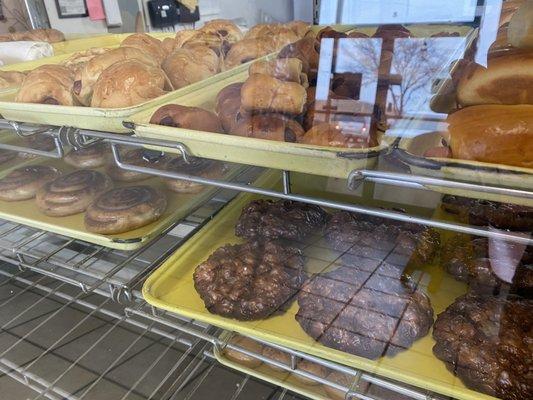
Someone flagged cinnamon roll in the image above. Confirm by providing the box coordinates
[64,142,110,169]
[163,156,226,193]
[0,165,60,201]
[36,170,112,217]
[85,185,167,234]
[106,148,169,182]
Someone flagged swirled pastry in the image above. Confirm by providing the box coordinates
[90,60,169,108]
[150,104,223,133]
[75,47,159,106]
[224,38,276,69]
[64,142,110,169]
[120,33,166,64]
[15,65,77,106]
[85,185,167,234]
[0,165,60,201]
[0,71,26,89]
[106,148,169,182]
[162,46,220,90]
[163,156,226,193]
[36,170,112,216]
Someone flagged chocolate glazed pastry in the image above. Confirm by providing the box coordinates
[295,259,434,359]
[235,199,329,242]
[163,156,226,193]
[433,294,532,400]
[193,240,306,320]
[36,170,112,217]
[106,148,170,182]
[0,165,61,201]
[324,211,440,267]
[64,142,109,169]
[85,186,167,234]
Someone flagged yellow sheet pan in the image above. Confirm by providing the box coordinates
[397,132,533,207]
[142,171,497,400]
[0,157,241,251]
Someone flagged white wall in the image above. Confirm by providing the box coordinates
[44,0,108,35]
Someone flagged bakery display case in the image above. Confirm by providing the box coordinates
[0,1,531,400]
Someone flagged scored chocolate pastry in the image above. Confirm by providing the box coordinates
[0,165,61,201]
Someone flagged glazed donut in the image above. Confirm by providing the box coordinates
[0,149,17,165]
[36,170,112,217]
[106,148,169,182]
[223,335,263,368]
[292,360,329,386]
[150,104,223,133]
[64,142,110,169]
[261,346,291,372]
[120,33,166,64]
[163,157,226,193]
[0,165,60,201]
[85,185,167,234]
[231,114,305,142]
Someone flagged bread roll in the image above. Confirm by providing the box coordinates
[15,65,77,106]
[91,60,168,108]
[300,122,374,148]
[232,114,304,142]
[223,335,263,368]
[64,142,110,169]
[245,23,278,39]
[36,170,112,217]
[224,38,276,69]
[163,156,226,193]
[74,47,158,106]
[85,185,167,234]
[150,104,223,133]
[199,19,243,44]
[241,73,307,115]
[162,46,220,90]
[249,58,305,83]
[61,47,110,75]
[447,105,533,168]
[508,0,533,48]
[106,148,169,182]
[0,165,60,201]
[121,33,166,64]
[0,71,25,89]
[457,51,533,106]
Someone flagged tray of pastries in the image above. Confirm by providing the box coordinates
[0,19,307,132]
[0,140,242,250]
[143,170,531,400]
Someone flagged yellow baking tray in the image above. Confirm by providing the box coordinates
[396,132,533,207]
[143,170,498,400]
[0,157,242,251]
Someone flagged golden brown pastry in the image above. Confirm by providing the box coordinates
[60,47,111,75]
[150,104,223,133]
[323,371,354,400]
[249,58,305,84]
[15,65,77,106]
[447,105,533,168]
[223,335,263,368]
[224,37,277,69]
[456,51,533,106]
[261,346,291,372]
[9,28,65,43]
[291,360,329,386]
[175,29,200,48]
[162,46,220,89]
[199,19,243,44]
[64,142,110,169]
[85,185,167,234]
[240,73,307,115]
[215,82,243,112]
[0,71,25,89]
[120,33,166,64]
[36,170,112,217]
[161,37,178,55]
[285,20,311,38]
[508,0,533,48]
[499,0,526,27]
[299,122,375,148]
[163,156,226,193]
[106,148,169,182]
[90,60,168,108]
[232,114,304,142]
[278,37,319,82]
[0,165,60,201]
[182,32,228,56]
[74,47,158,106]
[215,82,244,132]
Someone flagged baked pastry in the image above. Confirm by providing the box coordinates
[508,0,533,48]
[0,165,60,201]
[372,24,412,39]
[296,260,434,359]
[0,149,17,165]
[316,26,348,40]
[433,293,532,400]
[241,73,307,115]
[441,233,532,295]
[60,47,110,75]
[325,211,440,267]
[323,372,354,400]
[199,19,243,45]
[499,0,527,27]
[74,47,158,106]
[299,122,376,148]
[223,335,263,368]
[64,142,110,169]
[215,83,244,131]
[85,185,167,234]
[15,65,77,106]
[249,58,306,84]
[19,134,57,159]
[235,199,328,242]
[121,33,166,64]
[7,28,65,43]
[278,37,319,83]
[90,60,168,108]
[150,104,223,133]
[193,240,305,320]
[446,105,533,168]
[0,71,25,89]
[456,52,533,106]
[106,148,169,182]
[162,46,220,89]
[231,114,305,142]
[285,20,311,38]
[36,170,112,217]
[224,38,276,69]
[292,360,329,386]
[261,346,291,372]
[163,156,226,193]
